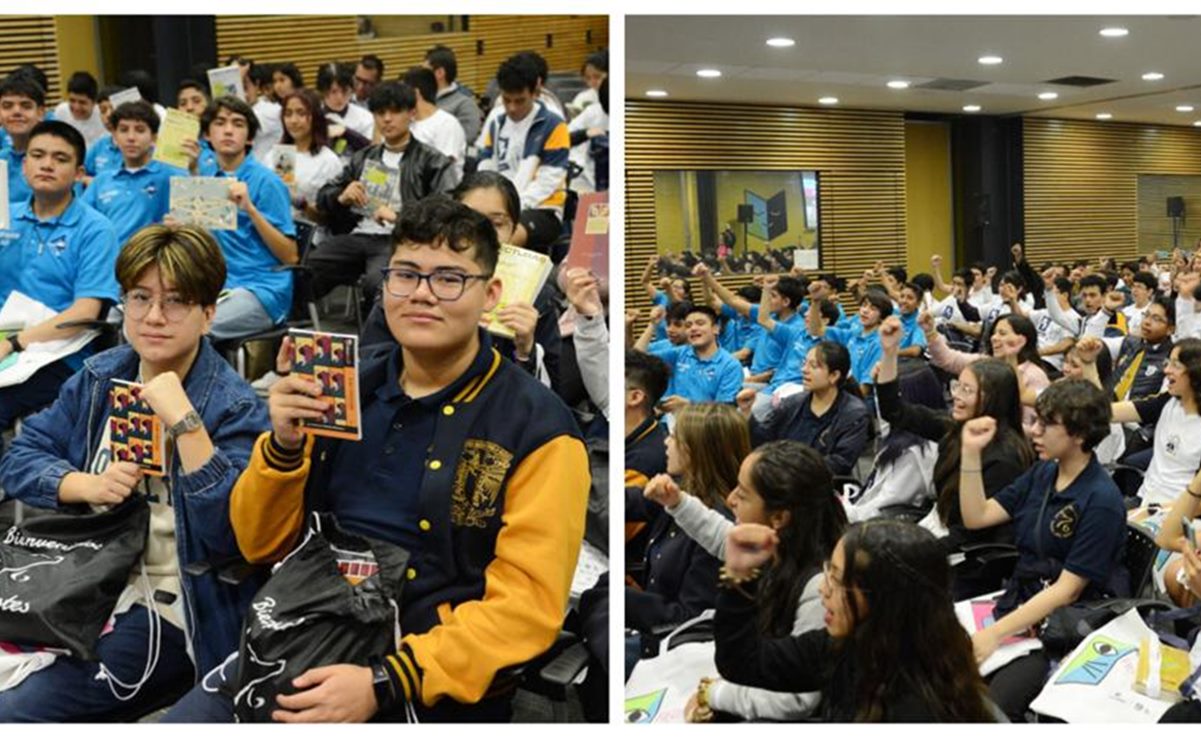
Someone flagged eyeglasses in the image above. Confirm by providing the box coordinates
[1031,415,1062,431]
[379,268,492,301]
[949,379,977,398]
[122,291,196,322]
[1143,313,1169,325]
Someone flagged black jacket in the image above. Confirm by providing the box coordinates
[316,137,457,235]
[751,390,871,475]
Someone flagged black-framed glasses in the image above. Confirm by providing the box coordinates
[122,290,196,322]
[379,268,492,301]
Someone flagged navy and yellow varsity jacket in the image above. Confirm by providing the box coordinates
[228,334,589,708]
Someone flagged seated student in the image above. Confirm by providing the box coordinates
[477,55,570,254]
[0,225,270,721]
[423,44,484,145]
[570,50,607,114]
[175,79,216,172]
[959,381,1127,722]
[265,88,342,231]
[738,297,839,420]
[404,66,467,186]
[81,101,186,245]
[625,349,671,570]
[1059,341,1125,465]
[980,270,1035,327]
[245,63,282,163]
[178,96,297,341]
[810,288,891,399]
[352,54,384,107]
[695,265,804,388]
[1017,276,1075,372]
[1123,270,1158,337]
[645,440,846,721]
[0,74,47,204]
[714,519,996,722]
[1048,273,1126,340]
[312,82,455,306]
[750,342,871,476]
[567,76,608,194]
[272,63,303,101]
[716,285,764,361]
[639,255,692,342]
[894,281,929,358]
[561,266,608,421]
[0,121,119,456]
[83,85,123,175]
[922,311,1050,435]
[636,305,743,413]
[162,197,589,723]
[318,62,374,141]
[625,403,745,678]
[481,50,567,125]
[875,316,1034,565]
[845,362,941,522]
[1104,294,1174,403]
[359,172,562,389]
[53,71,106,147]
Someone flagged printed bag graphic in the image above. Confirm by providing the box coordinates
[232,513,409,722]
[0,497,149,659]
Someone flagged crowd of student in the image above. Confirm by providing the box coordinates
[0,42,609,723]
[625,241,1201,722]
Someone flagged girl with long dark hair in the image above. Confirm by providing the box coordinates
[266,89,341,228]
[713,519,995,722]
[645,440,847,720]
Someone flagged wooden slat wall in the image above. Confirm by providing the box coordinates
[626,100,907,318]
[0,16,61,100]
[1024,118,1201,267]
[216,15,607,94]
[1136,175,1201,253]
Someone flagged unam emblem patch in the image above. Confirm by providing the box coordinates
[450,439,513,528]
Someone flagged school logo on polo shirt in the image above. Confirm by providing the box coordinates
[1051,504,1079,538]
[45,236,68,256]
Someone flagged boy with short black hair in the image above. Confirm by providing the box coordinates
[318,62,374,141]
[423,45,482,144]
[0,74,47,203]
[637,304,743,412]
[84,85,124,178]
[53,70,106,146]
[405,66,466,185]
[82,101,186,244]
[354,54,385,105]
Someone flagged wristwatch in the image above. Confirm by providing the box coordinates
[7,334,22,353]
[369,658,397,712]
[168,410,203,438]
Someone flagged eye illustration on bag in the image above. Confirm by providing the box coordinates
[1054,637,1136,686]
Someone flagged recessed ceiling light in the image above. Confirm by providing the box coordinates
[1038,92,1059,101]
[1099,27,1129,37]
[963,104,982,113]
[818,97,839,105]
[646,90,668,98]
[1177,105,1195,112]
[978,55,1003,65]
[1096,113,1113,120]
[1194,121,1201,127]
[887,80,910,89]
[1142,72,1165,81]
[696,69,721,78]
[766,37,795,48]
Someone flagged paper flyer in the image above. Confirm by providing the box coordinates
[291,329,362,441]
[207,65,246,102]
[169,177,237,231]
[357,159,399,217]
[272,145,297,194]
[484,244,552,339]
[153,108,201,170]
[109,87,142,108]
[954,591,1042,676]
[109,379,167,477]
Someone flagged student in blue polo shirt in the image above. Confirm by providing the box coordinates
[958,379,1127,721]
[81,101,186,245]
[182,96,296,340]
[637,305,743,413]
[896,281,929,358]
[82,86,123,181]
[717,285,764,362]
[176,80,218,173]
[0,121,120,455]
[741,295,840,421]
[0,75,47,206]
[812,288,891,398]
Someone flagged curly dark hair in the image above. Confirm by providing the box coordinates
[391,195,500,273]
[1036,379,1112,452]
[838,520,993,721]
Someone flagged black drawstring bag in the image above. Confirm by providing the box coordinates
[0,496,150,660]
[231,513,410,723]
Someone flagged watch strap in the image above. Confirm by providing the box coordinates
[168,410,203,437]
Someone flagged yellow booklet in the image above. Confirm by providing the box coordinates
[1134,636,1192,701]
[484,244,552,339]
[154,108,200,170]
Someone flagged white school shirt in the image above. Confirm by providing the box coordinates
[329,103,374,140]
[54,101,107,147]
[1137,398,1201,507]
[251,99,283,163]
[265,144,343,211]
[567,102,608,193]
[1028,307,1072,370]
[411,108,466,186]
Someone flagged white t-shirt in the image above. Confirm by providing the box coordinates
[486,108,538,187]
[328,104,375,141]
[411,108,465,185]
[968,284,995,311]
[931,294,965,326]
[54,101,107,147]
[567,101,607,193]
[1028,307,1071,370]
[1123,301,1151,338]
[1137,397,1201,506]
[265,144,343,211]
[251,99,283,164]
[355,148,404,236]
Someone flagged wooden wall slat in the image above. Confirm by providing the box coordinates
[626,100,906,317]
[216,15,607,95]
[0,16,62,101]
[1023,118,1201,265]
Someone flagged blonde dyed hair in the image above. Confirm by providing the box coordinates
[673,403,750,509]
[115,225,227,306]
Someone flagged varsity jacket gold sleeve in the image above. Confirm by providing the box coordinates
[384,433,589,706]
[229,432,314,563]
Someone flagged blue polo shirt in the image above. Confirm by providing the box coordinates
[719,303,763,356]
[2,147,30,205]
[198,139,218,172]
[825,325,883,387]
[765,320,821,393]
[799,299,847,324]
[82,160,187,245]
[647,338,676,354]
[749,305,800,375]
[198,154,296,323]
[0,197,120,369]
[652,289,670,341]
[898,310,928,351]
[84,135,122,177]
[993,457,1128,612]
[652,343,743,403]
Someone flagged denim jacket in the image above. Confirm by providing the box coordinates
[0,338,270,674]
